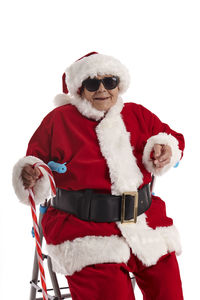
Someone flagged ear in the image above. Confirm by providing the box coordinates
[80,89,84,99]
[78,85,84,98]
[117,86,121,95]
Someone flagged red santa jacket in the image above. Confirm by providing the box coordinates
[13,97,184,276]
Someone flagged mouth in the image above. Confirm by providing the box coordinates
[93,96,110,101]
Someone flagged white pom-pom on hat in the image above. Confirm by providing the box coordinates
[53,93,71,107]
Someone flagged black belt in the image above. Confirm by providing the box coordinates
[52,185,152,223]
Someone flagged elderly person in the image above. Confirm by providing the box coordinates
[13,52,184,300]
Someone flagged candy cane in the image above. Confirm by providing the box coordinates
[28,162,56,300]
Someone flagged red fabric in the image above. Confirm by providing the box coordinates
[62,73,68,94]
[76,51,98,61]
[42,206,121,245]
[145,195,173,229]
[66,251,184,300]
[26,102,185,194]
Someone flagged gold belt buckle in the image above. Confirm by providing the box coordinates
[121,191,138,224]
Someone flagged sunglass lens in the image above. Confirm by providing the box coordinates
[103,77,119,90]
[84,78,100,92]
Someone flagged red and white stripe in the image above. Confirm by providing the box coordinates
[29,163,56,300]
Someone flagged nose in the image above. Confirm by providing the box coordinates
[98,82,106,92]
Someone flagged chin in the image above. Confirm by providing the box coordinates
[95,106,108,112]
[95,102,113,111]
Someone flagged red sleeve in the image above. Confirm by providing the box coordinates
[140,104,185,157]
[26,111,54,164]
[139,104,185,175]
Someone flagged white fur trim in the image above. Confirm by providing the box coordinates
[46,235,130,276]
[117,214,181,267]
[53,93,71,107]
[69,95,105,121]
[96,97,143,195]
[12,156,52,205]
[142,132,182,175]
[65,54,130,97]
[156,226,182,255]
[54,93,105,120]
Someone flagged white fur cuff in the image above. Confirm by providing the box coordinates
[142,133,182,176]
[12,156,52,205]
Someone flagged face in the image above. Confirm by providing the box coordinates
[81,75,119,112]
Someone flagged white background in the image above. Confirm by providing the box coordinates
[0,0,200,299]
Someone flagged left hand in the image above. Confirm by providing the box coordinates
[152,144,172,171]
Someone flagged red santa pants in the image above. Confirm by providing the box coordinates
[66,251,184,300]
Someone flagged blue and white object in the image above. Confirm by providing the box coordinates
[173,162,179,168]
[48,161,67,173]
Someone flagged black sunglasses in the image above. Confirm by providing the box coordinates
[82,76,119,92]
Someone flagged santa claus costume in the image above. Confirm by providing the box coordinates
[13,52,185,300]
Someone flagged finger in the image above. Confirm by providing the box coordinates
[23,179,36,189]
[23,181,32,189]
[153,144,162,158]
[24,184,34,190]
[23,178,34,186]
[33,166,41,178]
[154,158,170,168]
[22,167,39,179]
[22,172,36,183]
[22,166,35,177]
[162,145,172,155]
[159,152,171,162]
[22,173,37,184]
[24,183,32,190]
[159,145,172,162]
[22,169,33,177]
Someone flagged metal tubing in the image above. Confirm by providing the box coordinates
[29,249,40,300]
[150,175,156,193]
[29,203,46,300]
[47,256,62,299]
[36,295,71,300]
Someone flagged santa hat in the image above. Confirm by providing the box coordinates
[54,52,130,107]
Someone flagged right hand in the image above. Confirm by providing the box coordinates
[152,144,172,171]
[21,164,41,189]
